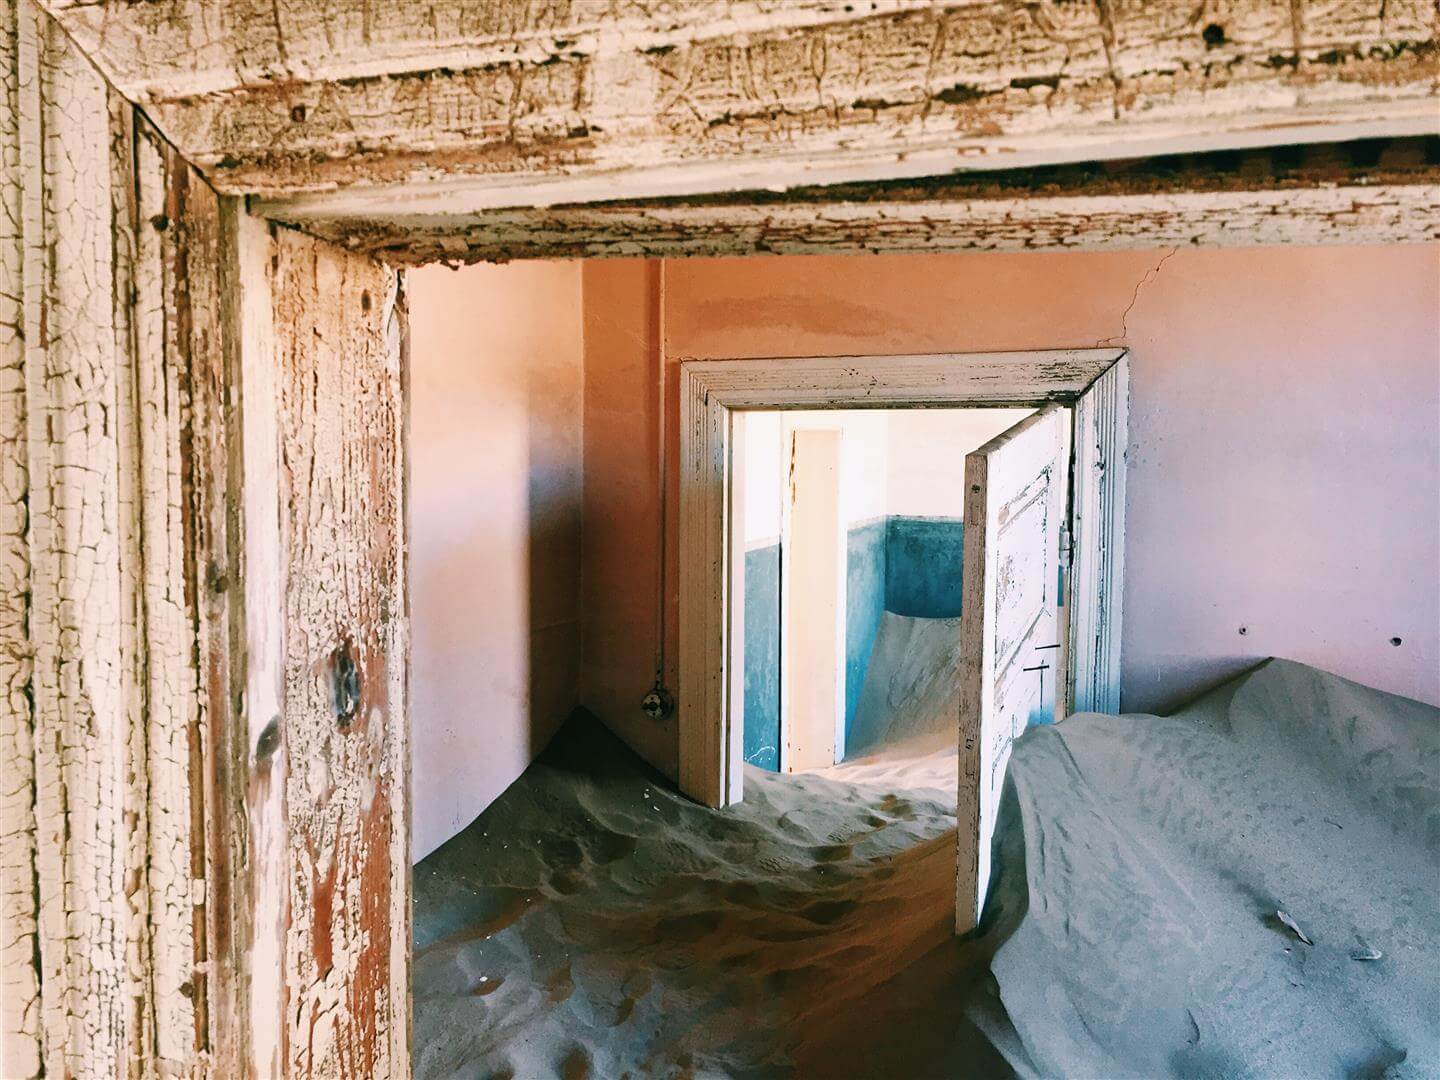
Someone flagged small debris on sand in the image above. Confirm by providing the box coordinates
[1276,908,1313,945]
[1350,939,1383,962]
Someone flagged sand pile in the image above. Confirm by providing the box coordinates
[413,658,1438,1078]
[829,613,962,796]
[412,712,1000,1079]
[977,658,1439,1077]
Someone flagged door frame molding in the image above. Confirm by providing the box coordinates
[677,348,1130,808]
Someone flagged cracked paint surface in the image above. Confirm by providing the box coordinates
[267,228,410,1080]
[38,1,1440,199]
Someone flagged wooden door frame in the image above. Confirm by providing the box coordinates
[677,349,1130,808]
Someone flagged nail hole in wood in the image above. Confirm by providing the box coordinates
[332,639,362,728]
[291,103,307,123]
[1390,636,1402,646]
[254,716,281,762]
[1238,625,1248,636]
[1202,23,1226,48]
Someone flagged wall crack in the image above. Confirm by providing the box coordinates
[1097,246,1177,347]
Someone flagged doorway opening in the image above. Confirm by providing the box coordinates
[677,350,1129,931]
[735,407,1036,794]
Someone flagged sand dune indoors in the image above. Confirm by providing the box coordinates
[413,659,1438,1078]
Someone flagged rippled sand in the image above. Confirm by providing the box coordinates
[413,656,1438,1078]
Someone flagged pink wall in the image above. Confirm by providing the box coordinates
[410,261,584,858]
[581,245,1440,777]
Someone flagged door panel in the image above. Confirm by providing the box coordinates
[781,428,845,772]
[957,404,1071,932]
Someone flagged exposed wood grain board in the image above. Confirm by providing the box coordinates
[1,8,230,1071]
[124,105,214,1079]
[274,140,1440,264]
[1068,356,1129,716]
[956,405,1070,934]
[268,226,409,1080]
[18,6,146,1070]
[0,1,42,1073]
[4,7,412,1076]
[41,0,951,100]
[307,182,1440,264]
[678,363,731,807]
[40,0,1440,202]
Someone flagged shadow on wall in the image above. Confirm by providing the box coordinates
[409,261,584,861]
[743,515,964,770]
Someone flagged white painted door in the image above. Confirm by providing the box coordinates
[956,404,1071,932]
[780,428,846,772]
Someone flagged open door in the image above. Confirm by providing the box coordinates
[956,404,1071,932]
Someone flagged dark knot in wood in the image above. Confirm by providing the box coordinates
[331,638,362,728]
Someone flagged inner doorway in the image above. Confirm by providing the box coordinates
[677,349,1130,932]
[736,407,1038,780]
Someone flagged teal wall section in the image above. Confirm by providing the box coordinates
[845,520,889,751]
[886,517,965,618]
[742,543,781,771]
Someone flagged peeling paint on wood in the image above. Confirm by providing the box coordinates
[2,6,410,1076]
[0,3,42,1074]
[259,138,1440,264]
[267,227,409,1080]
[295,180,1440,265]
[39,0,1440,202]
[1,3,210,1073]
[957,405,1071,934]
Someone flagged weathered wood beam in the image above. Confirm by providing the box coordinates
[271,139,1440,264]
[42,0,1440,202]
[3,6,411,1075]
[2,4,216,1075]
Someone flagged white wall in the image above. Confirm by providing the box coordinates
[745,406,1044,535]
[410,261,584,860]
[742,411,783,545]
[786,410,889,526]
[885,408,1035,518]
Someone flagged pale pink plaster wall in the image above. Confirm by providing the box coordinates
[581,245,1440,777]
[410,261,584,859]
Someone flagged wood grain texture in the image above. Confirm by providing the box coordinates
[1068,356,1130,716]
[268,227,409,1080]
[1,7,410,1074]
[0,5,216,1074]
[956,404,1070,934]
[40,0,1440,202]
[289,172,1440,265]
[0,2,41,1073]
[677,365,731,807]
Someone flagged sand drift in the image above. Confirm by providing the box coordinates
[413,657,1437,1078]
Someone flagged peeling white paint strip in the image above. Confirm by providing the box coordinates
[2,5,221,1074]
[0,1,43,1071]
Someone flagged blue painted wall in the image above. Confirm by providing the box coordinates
[742,543,781,771]
[741,517,965,769]
[845,519,889,747]
[886,517,965,618]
